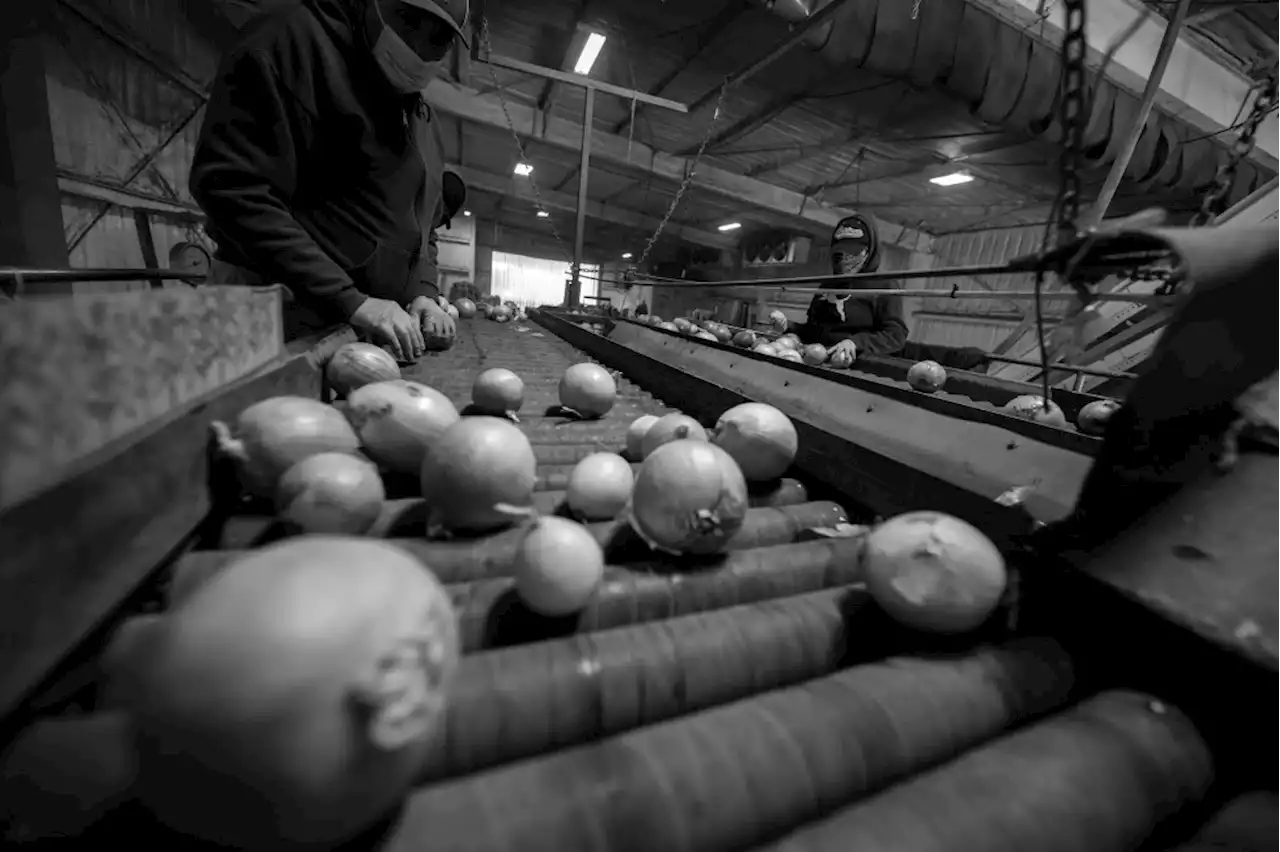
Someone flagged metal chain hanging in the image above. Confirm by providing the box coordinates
[1055,0,1089,243]
[1191,70,1278,227]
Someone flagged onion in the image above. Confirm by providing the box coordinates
[828,347,854,369]
[658,321,680,332]
[907,360,947,393]
[768,310,788,331]
[472,368,524,417]
[344,380,459,476]
[558,362,617,419]
[862,511,1007,634]
[421,417,537,533]
[213,397,361,498]
[1076,399,1121,436]
[423,330,454,351]
[646,315,664,326]
[1004,394,1067,427]
[694,330,718,342]
[566,452,634,520]
[640,412,708,459]
[444,302,459,319]
[774,334,800,351]
[775,348,803,363]
[325,343,401,398]
[454,298,477,319]
[712,402,799,482]
[275,453,385,534]
[128,536,459,847]
[710,324,732,343]
[628,440,749,555]
[802,343,828,365]
[753,343,779,357]
[513,516,605,616]
[626,415,659,460]
[731,330,757,348]
[673,318,693,332]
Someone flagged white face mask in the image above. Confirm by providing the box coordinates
[372,2,445,93]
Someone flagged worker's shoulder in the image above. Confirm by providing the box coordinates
[226,2,339,71]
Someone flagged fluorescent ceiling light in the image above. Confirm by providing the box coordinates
[717,222,742,232]
[930,172,974,187]
[514,162,534,176]
[462,209,472,217]
[536,210,549,218]
[574,33,607,75]
[621,252,633,259]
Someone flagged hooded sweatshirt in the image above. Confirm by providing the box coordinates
[796,214,909,356]
[190,0,445,322]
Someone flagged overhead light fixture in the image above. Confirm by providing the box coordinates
[514,162,534,176]
[462,209,472,217]
[536,210,549,218]
[717,222,742,232]
[574,32,607,75]
[929,171,974,187]
[621,252,633,259]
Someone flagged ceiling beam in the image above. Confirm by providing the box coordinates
[455,164,734,250]
[424,80,934,253]
[534,0,592,131]
[678,89,811,157]
[965,0,1278,169]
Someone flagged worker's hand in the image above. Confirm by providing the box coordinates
[767,310,788,332]
[832,339,858,360]
[409,295,456,340]
[350,297,424,362]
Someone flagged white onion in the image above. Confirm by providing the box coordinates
[513,517,605,616]
[325,343,401,398]
[274,452,385,534]
[128,537,459,847]
[1004,394,1067,427]
[565,452,634,520]
[559,363,617,418]
[628,440,748,555]
[1076,399,1121,436]
[907,360,947,393]
[472,368,525,417]
[420,417,537,533]
[625,415,660,460]
[639,412,708,460]
[712,402,798,481]
[213,397,361,498]
[344,380,459,476]
[862,511,1007,634]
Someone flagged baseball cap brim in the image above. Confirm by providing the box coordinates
[399,0,471,48]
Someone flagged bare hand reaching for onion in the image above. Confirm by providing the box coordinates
[350,297,424,362]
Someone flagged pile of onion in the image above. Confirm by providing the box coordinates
[472,368,524,418]
[512,516,605,616]
[1004,394,1066,427]
[639,412,708,459]
[275,452,385,535]
[126,536,459,848]
[626,415,659,459]
[565,452,634,520]
[421,417,537,533]
[558,363,617,419]
[711,402,798,482]
[862,511,1007,634]
[774,334,800,352]
[753,342,779,357]
[325,343,401,398]
[344,380,459,476]
[907,360,947,393]
[628,440,749,555]
[732,330,757,349]
[212,396,361,498]
[1076,398,1121,436]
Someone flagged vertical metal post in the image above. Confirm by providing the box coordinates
[1086,0,1192,228]
[569,86,595,308]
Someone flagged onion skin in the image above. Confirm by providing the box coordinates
[325,343,401,398]
[907,360,947,393]
[828,348,855,369]
[802,343,828,365]
[626,415,660,460]
[558,363,617,419]
[454,298,477,319]
[345,380,460,476]
[628,440,749,555]
[753,343,779,357]
[128,537,459,848]
[513,517,606,616]
[472,368,525,416]
[639,413,708,460]
[774,334,800,351]
[712,403,799,482]
[1004,394,1067,427]
[775,348,803,363]
[1076,399,1121,436]
[421,417,538,534]
[565,452,634,520]
[215,397,361,498]
[731,330,757,349]
[862,511,1007,634]
[275,452,385,535]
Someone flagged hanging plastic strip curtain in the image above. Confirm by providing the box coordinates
[490,252,600,307]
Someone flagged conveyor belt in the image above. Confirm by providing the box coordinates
[0,315,1268,851]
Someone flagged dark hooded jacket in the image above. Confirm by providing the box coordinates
[190,0,445,322]
[795,214,909,356]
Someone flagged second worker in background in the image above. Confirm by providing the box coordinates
[190,0,468,361]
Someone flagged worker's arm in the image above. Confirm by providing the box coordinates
[848,294,909,356]
[190,50,366,321]
[413,192,443,303]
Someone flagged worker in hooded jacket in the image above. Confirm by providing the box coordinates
[190,0,467,362]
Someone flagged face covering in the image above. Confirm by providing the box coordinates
[832,250,868,276]
[372,2,445,93]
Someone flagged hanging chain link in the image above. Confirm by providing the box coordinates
[1055,0,1088,244]
[477,17,575,264]
[1191,70,1278,227]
